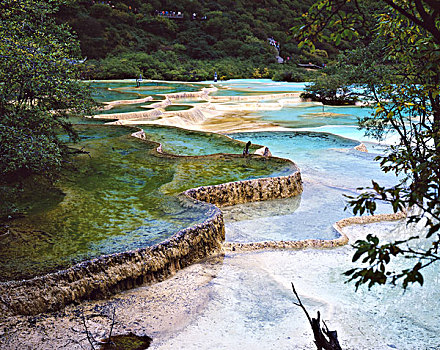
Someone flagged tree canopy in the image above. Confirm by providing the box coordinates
[296,0,440,289]
[0,0,96,182]
[54,0,357,80]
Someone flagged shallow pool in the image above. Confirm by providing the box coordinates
[97,102,155,115]
[90,81,206,102]
[226,131,397,242]
[0,124,293,281]
[137,125,261,156]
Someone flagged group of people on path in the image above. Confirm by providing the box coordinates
[155,10,183,18]
[154,11,207,20]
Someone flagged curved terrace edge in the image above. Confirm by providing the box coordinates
[0,128,303,316]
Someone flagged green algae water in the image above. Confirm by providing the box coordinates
[170,99,208,104]
[164,105,193,111]
[92,86,141,102]
[97,102,155,115]
[0,124,293,281]
[90,81,206,102]
[136,125,261,156]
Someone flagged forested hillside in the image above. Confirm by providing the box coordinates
[57,0,353,80]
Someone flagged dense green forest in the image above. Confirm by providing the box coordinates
[56,0,357,81]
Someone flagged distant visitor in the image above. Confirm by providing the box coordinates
[242,141,251,157]
[263,147,270,157]
[136,74,143,87]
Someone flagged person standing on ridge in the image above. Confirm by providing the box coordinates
[136,74,142,87]
[242,141,251,156]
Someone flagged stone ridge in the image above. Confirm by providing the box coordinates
[0,203,225,316]
[103,95,153,107]
[223,209,406,253]
[0,127,303,316]
[184,171,302,207]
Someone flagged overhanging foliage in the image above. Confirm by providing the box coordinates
[0,0,96,181]
[296,0,440,289]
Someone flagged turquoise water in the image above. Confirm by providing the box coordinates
[137,125,261,156]
[254,105,374,129]
[90,81,207,102]
[66,116,118,125]
[208,79,306,96]
[209,79,306,94]
[226,131,397,242]
[97,102,155,115]
[92,86,141,102]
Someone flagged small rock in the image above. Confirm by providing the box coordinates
[355,143,368,152]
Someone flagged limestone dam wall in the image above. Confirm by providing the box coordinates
[0,148,303,316]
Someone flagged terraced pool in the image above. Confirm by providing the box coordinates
[0,124,294,281]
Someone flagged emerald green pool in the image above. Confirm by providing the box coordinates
[171,99,209,104]
[0,124,293,281]
[137,125,261,156]
[97,102,155,115]
[164,105,193,111]
[90,81,206,102]
[92,87,140,102]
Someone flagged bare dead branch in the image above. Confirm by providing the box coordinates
[292,282,342,350]
[81,310,96,350]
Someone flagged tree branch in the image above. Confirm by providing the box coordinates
[292,283,342,350]
[382,0,440,44]
[80,310,96,350]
